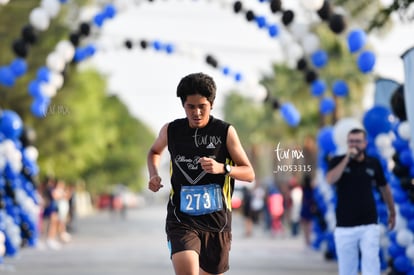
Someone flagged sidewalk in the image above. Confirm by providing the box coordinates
[1,203,338,275]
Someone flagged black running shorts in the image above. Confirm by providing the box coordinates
[167,222,232,274]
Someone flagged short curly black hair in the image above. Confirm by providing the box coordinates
[176,72,216,106]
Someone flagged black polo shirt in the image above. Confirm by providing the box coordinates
[328,154,387,227]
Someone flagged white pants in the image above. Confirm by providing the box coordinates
[334,224,381,275]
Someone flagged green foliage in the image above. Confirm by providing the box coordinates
[1,1,155,194]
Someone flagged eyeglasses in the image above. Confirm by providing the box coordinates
[347,139,364,144]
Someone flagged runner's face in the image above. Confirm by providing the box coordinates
[183,94,212,128]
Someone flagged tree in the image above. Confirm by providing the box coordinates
[1,1,155,193]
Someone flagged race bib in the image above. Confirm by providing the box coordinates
[180,184,223,216]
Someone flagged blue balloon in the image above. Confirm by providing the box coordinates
[93,13,105,27]
[311,79,326,97]
[165,44,175,54]
[357,50,376,73]
[400,148,414,167]
[347,29,367,53]
[317,126,336,153]
[399,201,414,219]
[84,44,97,57]
[31,97,50,118]
[234,72,243,82]
[408,219,414,232]
[28,80,43,98]
[388,242,405,258]
[362,106,393,138]
[0,110,23,140]
[222,66,230,75]
[9,58,28,77]
[152,40,162,51]
[36,66,51,82]
[320,97,336,115]
[280,103,301,127]
[0,66,16,87]
[255,16,267,28]
[103,4,117,19]
[394,255,413,273]
[332,80,349,97]
[267,24,279,37]
[393,187,408,204]
[311,50,328,68]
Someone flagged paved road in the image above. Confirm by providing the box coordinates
[1,203,338,275]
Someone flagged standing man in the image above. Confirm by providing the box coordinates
[326,128,396,275]
[147,72,255,275]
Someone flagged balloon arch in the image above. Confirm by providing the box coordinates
[1,0,414,273]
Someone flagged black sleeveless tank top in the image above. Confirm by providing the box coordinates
[166,116,234,232]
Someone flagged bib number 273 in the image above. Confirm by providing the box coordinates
[180,184,223,216]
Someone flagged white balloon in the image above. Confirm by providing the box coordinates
[379,146,395,160]
[300,0,324,11]
[40,82,57,98]
[46,51,66,73]
[396,228,414,247]
[333,117,363,155]
[301,33,320,55]
[113,0,132,12]
[24,146,39,161]
[289,22,310,41]
[406,244,414,261]
[49,71,64,90]
[29,7,51,31]
[375,133,392,148]
[0,155,6,171]
[0,0,10,5]
[40,0,61,18]
[0,245,5,257]
[55,40,75,63]
[398,121,411,141]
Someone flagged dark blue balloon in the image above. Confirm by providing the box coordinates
[311,49,328,68]
[357,50,376,73]
[363,106,393,138]
[388,242,405,258]
[332,80,349,97]
[393,187,408,204]
[394,255,413,273]
[311,79,326,97]
[347,29,367,53]
[400,148,414,167]
[0,110,23,140]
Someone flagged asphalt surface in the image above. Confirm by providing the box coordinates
[1,203,338,275]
